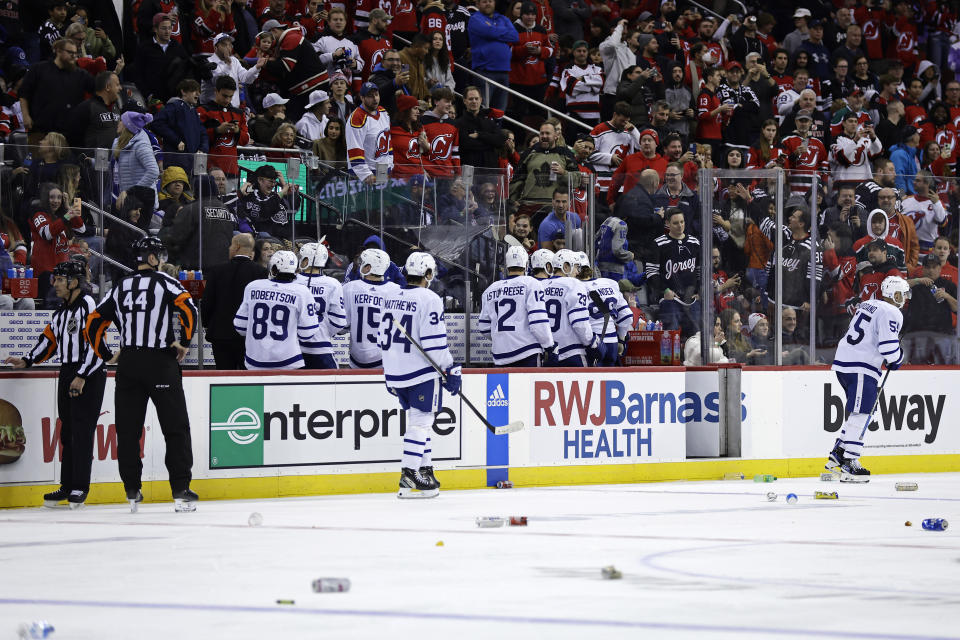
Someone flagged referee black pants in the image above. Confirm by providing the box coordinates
[115,348,193,493]
[57,363,106,492]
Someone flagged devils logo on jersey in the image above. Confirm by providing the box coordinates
[429,133,454,160]
[375,131,391,158]
[407,136,421,159]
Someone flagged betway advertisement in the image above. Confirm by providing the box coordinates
[527,371,688,464]
[209,380,462,468]
[779,370,960,457]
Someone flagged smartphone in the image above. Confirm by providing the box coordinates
[93,20,103,29]
[401,63,410,73]
[73,197,82,210]
[689,143,697,154]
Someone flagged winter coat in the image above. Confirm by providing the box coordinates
[151,97,210,156]
[159,185,234,270]
[889,143,921,195]
[468,10,518,72]
[113,130,160,195]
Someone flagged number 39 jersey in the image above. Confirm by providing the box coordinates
[477,274,554,365]
[233,278,321,370]
[379,285,453,389]
[541,276,594,360]
[296,273,347,356]
[832,298,903,381]
[341,278,401,368]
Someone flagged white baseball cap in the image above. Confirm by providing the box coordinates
[305,89,330,109]
[213,33,234,47]
[262,93,289,109]
[792,8,811,18]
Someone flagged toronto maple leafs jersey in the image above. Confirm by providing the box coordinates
[341,278,401,368]
[832,298,903,381]
[541,276,594,360]
[296,273,346,355]
[584,277,633,343]
[234,279,320,370]
[477,274,554,365]
[379,285,453,388]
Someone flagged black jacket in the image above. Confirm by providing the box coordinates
[134,38,189,102]
[613,182,661,264]
[200,256,268,341]
[159,195,235,270]
[454,108,507,169]
[68,95,122,149]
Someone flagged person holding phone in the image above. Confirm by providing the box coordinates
[29,183,86,303]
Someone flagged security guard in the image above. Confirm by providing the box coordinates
[84,237,199,513]
[4,260,106,508]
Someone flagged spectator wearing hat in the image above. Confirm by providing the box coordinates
[295,90,331,142]
[783,7,811,55]
[346,82,393,184]
[134,13,189,103]
[744,314,774,365]
[327,72,355,123]
[193,0,237,54]
[889,126,921,194]
[38,0,68,60]
[391,94,427,179]
[251,92,291,145]
[160,174,235,270]
[67,70,122,149]
[151,78,209,173]
[799,19,831,80]
[200,33,266,109]
[113,111,161,216]
[154,165,195,230]
[560,39,604,124]
[607,127,666,206]
[510,2,554,125]
[19,38,93,144]
[781,111,829,198]
[468,0,519,113]
[198,75,250,178]
[232,164,293,239]
[353,8,392,84]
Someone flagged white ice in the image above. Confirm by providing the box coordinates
[3,473,959,640]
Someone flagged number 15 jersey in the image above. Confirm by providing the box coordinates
[342,278,401,368]
[379,285,453,389]
[832,298,903,381]
[234,278,321,370]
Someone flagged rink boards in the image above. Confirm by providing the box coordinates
[1,366,958,507]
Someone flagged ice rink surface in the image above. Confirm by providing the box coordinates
[3,473,959,640]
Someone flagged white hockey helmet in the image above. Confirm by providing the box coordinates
[553,249,579,276]
[504,245,529,270]
[269,250,298,277]
[576,251,591,268]
[530,248,555,275]
[405,251,437,281]
[881,275,911,308]
[299,242,328,270]
[359,248,390,277]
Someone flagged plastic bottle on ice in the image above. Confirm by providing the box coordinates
[312,578,351,592]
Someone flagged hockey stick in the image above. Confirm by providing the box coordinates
[392,321,524,436]
[860,368,892,438]
[587,289,611,339]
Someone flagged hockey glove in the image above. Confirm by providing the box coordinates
[443,365,462,395]
[887,356,903,371]
[586,335,602,364]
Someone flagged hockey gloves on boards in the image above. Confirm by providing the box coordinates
[443,365,462,395]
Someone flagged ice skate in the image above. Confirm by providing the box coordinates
[127,489,143,513]
[420,465,441,489]
[43,487,69,508]
[825,442,845,473]
[398,468,439,499]
[67,490,88,509]
[839,458,870,483]
[173,489,198,512]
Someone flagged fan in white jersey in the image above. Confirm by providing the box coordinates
[341,248,400,368]
[380,252,461,499]
[234,251,321,370]
[541,249,598,366]
[296,242,346,369]
[478,246,554,366]
[827,275,907,482]
[575,252,632,366]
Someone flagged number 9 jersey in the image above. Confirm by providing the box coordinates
[832,298,904,381]
[379,286,453,389]
[233,278,321,370]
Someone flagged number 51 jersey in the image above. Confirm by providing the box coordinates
[234,278,321,370]
[832,298,903,381]
[379,286,453,389]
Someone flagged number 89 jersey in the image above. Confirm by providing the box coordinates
[379,286,453,389]
[234,279,321,370]
[832,298,904,381]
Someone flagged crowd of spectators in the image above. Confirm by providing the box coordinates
[1,0,959,363]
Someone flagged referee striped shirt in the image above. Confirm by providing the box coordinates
[85,270,197,358]
[24,293,104,377]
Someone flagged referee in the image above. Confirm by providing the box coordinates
[4,260,106,508]
[84,237,199,513]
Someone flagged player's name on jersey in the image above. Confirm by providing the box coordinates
[484,285,527,301]
[384,299,418,311]
[249,289,301,304]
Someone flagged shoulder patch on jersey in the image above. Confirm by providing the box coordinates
[350,108,369,128]
[687,236,701,245]
[655,234,670,245]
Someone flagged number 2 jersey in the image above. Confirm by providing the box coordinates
[541,275,594,360]
[233,278,321,370]
[832,298,903,381]
[583,277,633,344]
[296,273,347,356]
[477,274,554,365]
[341,278,401,368]
[379,285,453,389]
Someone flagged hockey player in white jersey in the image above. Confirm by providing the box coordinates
[541,249,599,366]
[341,248,400,368]
[826,275,907,482]
[478,246,554,366]
[575,252,632,366]
[530,249,555,280]
[234,251,321,370]
[296,242,346,369]
[380,252,461,498]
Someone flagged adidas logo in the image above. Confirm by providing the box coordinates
[487,384,508,407]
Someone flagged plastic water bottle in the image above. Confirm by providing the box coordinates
[178,270,187,280]
[17,621,54,639]
[654,320,663,330]
[660,330,671,364]
[5,268,13,279]
[312,578,351,592]
[672,331,681,364]
[922,518,948,531]
[195,270,203,281]
[25,268,33,278]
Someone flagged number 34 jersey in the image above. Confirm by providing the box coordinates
[832,298,903,381]
[477,274,554,365]
[379,285,453,389]
[234,278,321,370]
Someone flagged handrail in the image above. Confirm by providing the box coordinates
[87,247,133,273]
[80,199,147,237]
[392,33,590,132]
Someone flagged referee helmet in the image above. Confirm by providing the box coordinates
[132,236,168,266]
[53,260,87,281]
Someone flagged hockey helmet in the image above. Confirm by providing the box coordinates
[269,250,299,277]
[552,249,579,276]
[132,236,167,266]
[529,249,555,275]
[880,275,911,308]
[405,252,437,281]
[504,245,528,270]
[299,242,329,269]
[575,251,591,268]
[359,248,390,277]
[53,259,87,282]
